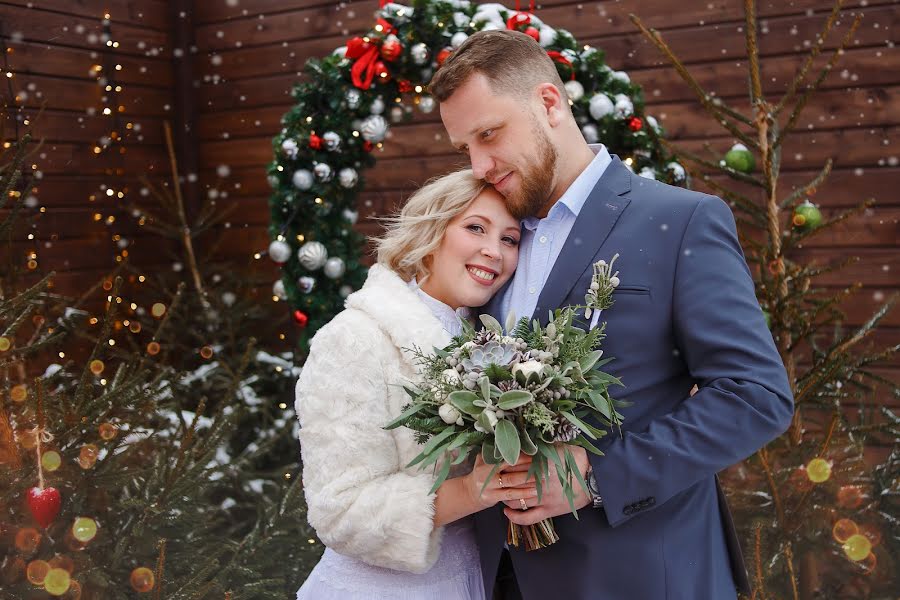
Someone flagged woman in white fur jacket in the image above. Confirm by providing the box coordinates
[294,170,537,600]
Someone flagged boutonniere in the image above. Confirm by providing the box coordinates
[584,253,620,330]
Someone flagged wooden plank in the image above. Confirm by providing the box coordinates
[1,3,169,57]
[28,141,167,175]
[11,109,166,146]
[10,72,173,116]
[10,234,181,272]
[2,0,170,30]
[6,40,173,87]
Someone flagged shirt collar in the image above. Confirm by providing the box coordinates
[408,278,471,337]
[522,144,612,231]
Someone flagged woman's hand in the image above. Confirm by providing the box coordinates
[465,453,538,511]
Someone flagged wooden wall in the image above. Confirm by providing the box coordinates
[1,0,174,296]
[191,0,898,398]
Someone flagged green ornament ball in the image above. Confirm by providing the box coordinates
[792,201,822,230]
[762,309,772,329]
[724,144,755,173]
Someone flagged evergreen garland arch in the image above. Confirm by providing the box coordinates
[267,0,684,348]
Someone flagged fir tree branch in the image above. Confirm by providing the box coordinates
[744,0,764,109]
[664,139,765,188]
[784,199,875,252]
[780,160,832,210]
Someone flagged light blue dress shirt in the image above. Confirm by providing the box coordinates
[499,144,612,327]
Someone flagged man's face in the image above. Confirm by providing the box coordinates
[440,73,558,219]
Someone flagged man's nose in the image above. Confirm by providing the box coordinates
[470,148,494,181]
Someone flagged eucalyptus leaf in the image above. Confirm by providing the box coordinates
[579,349,604,372]
[519,427,538,456]
[497,390,533,410]
[561,410,598,439]
[494,419,521,465]
[479,314,503,334]
[449,390,480,416]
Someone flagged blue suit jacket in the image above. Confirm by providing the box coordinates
[476,157,793,599]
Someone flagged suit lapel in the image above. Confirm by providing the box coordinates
[532,157,632,320]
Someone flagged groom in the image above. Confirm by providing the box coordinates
[430,30,793,600]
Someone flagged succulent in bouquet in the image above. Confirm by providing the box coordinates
[386,257,628,550]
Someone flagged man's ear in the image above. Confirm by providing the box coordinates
[536,82,566,128]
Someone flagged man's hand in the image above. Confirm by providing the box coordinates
[500,444,592,526]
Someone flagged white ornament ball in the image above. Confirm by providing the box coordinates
[292,169,314,190]
[564,80,584,102]
[345,88,361,109]
[314,162,332,181]
[614,94,634,118]
[481,22,500,31]
[342,208,359,224]
[411,43,430,65]
[561,49,578,64]
[390,105,405,123]
[221,291,237,306]
[281,138,299,158]
[611,70,631,84]
[324,257,346,279]
[267,239,292,264]
[370,97,385,115]
[581,124,599,144]
[452,11,470,28]
[323,131,341,151]
[297,241,328,270]
[339,285,354,298]
[360,115,389,143]
[298,276,316,294]
[668,162,686,182]
[418,95,436,114]
[451,31,469,49]
[538,26,556,47]
[639,167,657,180]
[332,46,347,58]
[338,167,358,189]
[589,94,615,120]
[646,115,661,131]
[273,279,287,300]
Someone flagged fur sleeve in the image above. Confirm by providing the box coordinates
[295,312,443,573]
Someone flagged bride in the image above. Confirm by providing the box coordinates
[294,169,535,599]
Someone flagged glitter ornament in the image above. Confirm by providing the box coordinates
[345,88,361,109]
[98,423,118,441]
[273,279,287,300]
[27,560,50,585]
[323,257,346,279]
[200,346,214,359]
[313,162,332,182]
[267,240,292,264]
[44,567,71,596]
[338,167,358,189]
[78,445,99,470]
[130,567,155,593]
[842,533,872,561]
[293,310,309,328]
[832,518,858,543]
[564,80,584,102]
[15,527,41,554]
[836,484,865,509]
[410,43,430,65]
[806,457,832,483]
[322,131,341,151]
[724,143,755,173]
[297,241,328,270]
[41,450,61,472]
[292,169,314,190]
[589,94,614,120]
[360,115,388,143]
[72,517,98,543]
[418,95,435,114]
[298,276,316,294]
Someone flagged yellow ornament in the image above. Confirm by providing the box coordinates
[130,567,155,592]
[806,458,832,483]
[89,360,105,375]
[11,384,27,403]
[72,517,98,543]
[843,533,872,562]
[44,567,71,595]
[147,341,160,355]
[42,450,62,472]
[15,527,41,554]
[199,346,214,359]
[0,336,11,351]
[26,559,50,585]
[151,303,166,318]
[98,423,118,441]
[832,518,858,543]
[78,445,99,470]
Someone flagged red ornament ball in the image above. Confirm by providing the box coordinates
[436,47,453,66]
[362,140,375,152]
[308,134,323,150]
[374,60,391,83]
[380,35,402,62]
[628,117,643,132]
[398,79,413,93]
[293,310,309,328]
[27,486,62,529]
[524,26,540,41]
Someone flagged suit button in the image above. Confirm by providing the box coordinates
[623,506,634,516]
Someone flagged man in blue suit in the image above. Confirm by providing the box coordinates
[431,30,793,599]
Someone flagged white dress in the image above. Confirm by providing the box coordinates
[295,281,486,600]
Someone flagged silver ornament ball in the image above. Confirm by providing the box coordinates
[360,115,389,143]
[313,162,333,181]
[345,88,361,109]
[342,208,359,224]
[272,279,287,300]
[297,276,316,294]
[589,94,615,120]
[370,97,385,115]
[323,256,346,279]
[323,131,341,151]
[564,80,585,102]
[292,169,314,190]
[451,31,468,49]
[281,138,299,158]
[297,241,328,270]
[411,43,430,65]
[418,95,436,114]
[581,124,599,144]
[338,168,358,189]
[339,285,354,299]
[267,239,292,264]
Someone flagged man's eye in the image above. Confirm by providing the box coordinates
[481,129,494,139]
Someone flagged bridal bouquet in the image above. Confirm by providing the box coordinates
[386,256,626,551]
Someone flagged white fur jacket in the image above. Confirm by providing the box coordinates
[294,264,453,573]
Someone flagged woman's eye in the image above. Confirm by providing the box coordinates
[503,236,520,246]
[466,224,485,234]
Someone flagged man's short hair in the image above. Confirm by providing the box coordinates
[429,29,566,103]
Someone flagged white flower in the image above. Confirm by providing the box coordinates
[484,408,499,428]
[513,360,545,382]
[439,404,462,425]
[441,369,461,384]
[610,276,620,287]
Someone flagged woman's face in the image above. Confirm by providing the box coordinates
[420,187,520,310]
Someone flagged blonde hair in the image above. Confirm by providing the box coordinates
[429,29,566,102]
[374,169,488,282]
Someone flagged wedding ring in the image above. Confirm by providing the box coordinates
[519,498,528,511]
[497,475,504,488]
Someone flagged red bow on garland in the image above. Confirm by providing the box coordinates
[346,18,396,89]
[505,1,537,30]
[546,50,576,81]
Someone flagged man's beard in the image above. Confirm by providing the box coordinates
[503,123,558,220]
